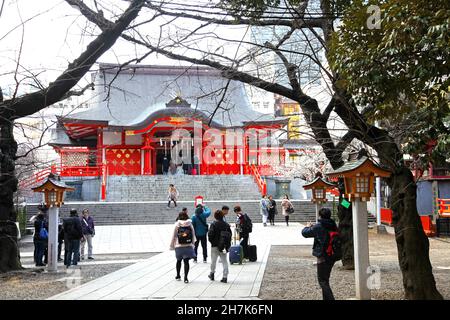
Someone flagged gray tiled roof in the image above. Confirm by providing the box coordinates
[303,176,336,188]
[62,64,288,128]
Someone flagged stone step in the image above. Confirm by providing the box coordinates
[25,201,338,226]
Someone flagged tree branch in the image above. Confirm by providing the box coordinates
[1,0,145,120]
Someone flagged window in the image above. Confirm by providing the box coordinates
[356,176,369,193]
[263,102,269,109]
[252,101,260,109]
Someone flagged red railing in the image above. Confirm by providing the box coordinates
[19,165,102,190]
[250,164,267,195]
[438,199,450,217]
[380,208,435,236]
[60,166,102,177]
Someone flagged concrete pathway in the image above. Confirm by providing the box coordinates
[49,223,312,300]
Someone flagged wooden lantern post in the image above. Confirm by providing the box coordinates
[303,176,336,222]
[32,173,74,272]
[326,156,390,300]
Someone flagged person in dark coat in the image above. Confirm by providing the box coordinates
[33,211,48,267]
[234,205,251,260]
[301,208,338,300]
[58,221,64,262]
[267,195,277,226]
[63,209,83,267]
[207,210,231,283]
[162,156,169,175]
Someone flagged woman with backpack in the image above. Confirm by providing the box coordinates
[207,210,232,283]
[191,204,211,263]
[170,211,197,283]
[281,194,293,226]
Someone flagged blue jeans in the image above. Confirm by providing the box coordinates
[34,238,46,266]
[65,239,80,266]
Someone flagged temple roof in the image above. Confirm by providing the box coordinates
[60,64,288,131]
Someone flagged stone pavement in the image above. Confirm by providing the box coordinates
[49,223,312,300]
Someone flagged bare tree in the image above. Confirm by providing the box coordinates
[0,0,146,273]
[72,0,442,299]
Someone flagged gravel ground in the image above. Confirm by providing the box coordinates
[259,230,450,300]
[0,252,157,300]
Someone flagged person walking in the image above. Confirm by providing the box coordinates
[301,208,339,300]
[63,209,83,268]
[80,209,95,260]
[167,184,179,208]
[33,210,48,267]
[234,205,251,260]
[207,210,232,283]
[281,194,293,226]
[191,204,211,263]
[170,211,197,283]
[260,195,269,227]
[267,195,277,226]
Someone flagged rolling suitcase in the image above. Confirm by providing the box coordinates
[229,229,244,265]
[248,235,257,262]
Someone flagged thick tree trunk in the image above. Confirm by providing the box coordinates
[0,120,22,272]
[337,179,354,269]
[390,166,442,299]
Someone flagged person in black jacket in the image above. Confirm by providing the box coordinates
[267,195,277,226]
[301,208,338,300]
[58,221,64,262]
[33,211,48,267]
[234,206,250,260]
[207,210,231,283]
[63,209,83,267]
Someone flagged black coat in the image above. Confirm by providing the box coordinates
[63,216,83,240]
[34,218,48,240]
[268,199,277,215]
[301,218,338,258]
[208,219,231,247]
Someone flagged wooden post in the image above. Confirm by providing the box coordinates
[352,198,371,300]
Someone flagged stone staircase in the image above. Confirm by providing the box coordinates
[106,175,262,201]
[26,200,332,226]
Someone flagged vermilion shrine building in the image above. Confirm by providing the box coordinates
[48,64,289,198]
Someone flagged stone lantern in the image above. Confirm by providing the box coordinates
[326,155,390,300]
[32,173,74,272]
[303,176,336,222]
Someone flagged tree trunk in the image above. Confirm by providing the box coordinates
[337,179,354,269]
[390,166,443,299]
[0,120,22,272]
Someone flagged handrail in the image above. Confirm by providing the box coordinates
[18,165,102,190]
[437,198,450,217]
[250,164,267,195]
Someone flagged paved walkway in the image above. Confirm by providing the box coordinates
[49,223,312,300]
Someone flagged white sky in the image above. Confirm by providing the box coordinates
[0,0,252,98]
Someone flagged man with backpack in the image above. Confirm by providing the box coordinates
[207,209,232,283]
[234,206,252,260]
[191,204,211,263]
[301,207,341,300]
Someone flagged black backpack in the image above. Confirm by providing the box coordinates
[177,226,193,244]
[243,214,253,233]
[218,230,232,252]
